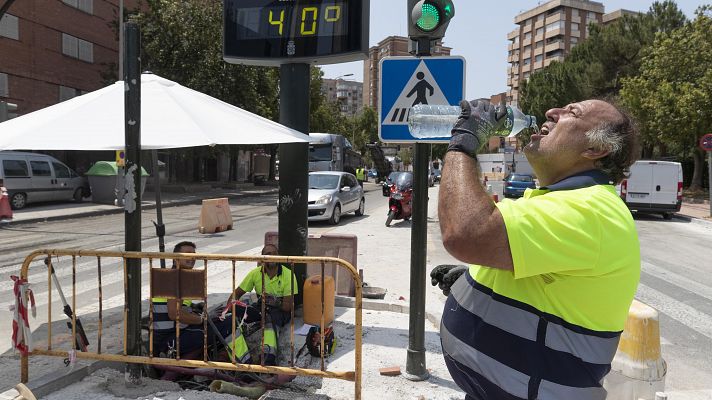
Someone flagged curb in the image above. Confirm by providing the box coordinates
[673,213,712,228]
[0,188,279,227]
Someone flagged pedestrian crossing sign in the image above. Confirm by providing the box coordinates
[379,56,465,143]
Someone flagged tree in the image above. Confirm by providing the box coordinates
[520,1,687,117]
[137,0,283,181]
[620,7,712,190]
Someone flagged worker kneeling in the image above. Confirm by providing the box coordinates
[224,244,297,365]
[151,242,297,367]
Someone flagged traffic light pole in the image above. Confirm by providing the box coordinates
[405,11,433,381]
[123,18,142,383]
[278,63,310,304]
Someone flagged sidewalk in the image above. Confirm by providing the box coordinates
[678,199,712,222]
[0,182,280,225]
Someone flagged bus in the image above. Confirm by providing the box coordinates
[308,133,362,175]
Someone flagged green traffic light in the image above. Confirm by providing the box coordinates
[416,3,440,32]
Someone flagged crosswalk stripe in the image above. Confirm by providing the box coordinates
[642,260,712,302]
[636,283,712,340]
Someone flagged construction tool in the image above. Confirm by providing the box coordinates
[44,257,89,352]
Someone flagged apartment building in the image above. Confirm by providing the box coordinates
[0,0,136,115]
[363,36,451,111]
[506,0,605,104]
[322,78,364,117]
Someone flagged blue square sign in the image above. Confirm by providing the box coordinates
[379,56,466,143]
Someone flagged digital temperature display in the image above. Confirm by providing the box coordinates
[223,0,369,66]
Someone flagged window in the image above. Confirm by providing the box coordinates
[52,162,71,179]
[30,161,52,177]
[0,72,7,97]
[571,9,579,19]
[524,32,531,41]
[545,21,564,32]
[62,0,93,14]
[536,27,544,36]
[546,49,565,58]
[570,37,578,45]
[0,13,19,40]
[513,36,519,44]
[535,54,543,62]
[523,45,531,53]
[3,160,29,177]
[537,14,545,22]
[62,33,93,62]
[523,72,530,79]
[523,58,531,65]
[535,41,544,49]
[588,12,597,19]
[571,22,580,31]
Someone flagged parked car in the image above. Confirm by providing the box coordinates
[308,171,365,225]
[368,169,378,179]
[503,173,537,198]
[0,151,89,209]
[617,160,682,220]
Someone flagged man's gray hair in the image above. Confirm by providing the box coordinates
[585,102,640,184]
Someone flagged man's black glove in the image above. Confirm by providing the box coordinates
[447,100,507,157]
[430,264,468,296]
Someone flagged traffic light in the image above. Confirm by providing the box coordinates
[0,101,18,122]
[408,0,455,42]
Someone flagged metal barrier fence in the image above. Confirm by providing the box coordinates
[19,249,362,399]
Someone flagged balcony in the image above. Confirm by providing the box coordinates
[545,41,565,53]
[507,29,519,40]
[544,28,564,39]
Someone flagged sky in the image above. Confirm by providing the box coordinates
[321,0,703,101]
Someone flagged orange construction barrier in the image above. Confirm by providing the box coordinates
[198,197,233,234]
[0,185,13,220]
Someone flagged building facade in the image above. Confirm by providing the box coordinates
[322,78,364,117]
[506,0,605,104]
[0,0,136,115]
[363,36,451,111]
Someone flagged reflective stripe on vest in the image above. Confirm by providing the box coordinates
[225,328,251,363]
[151,298,192,332]
[441,273,618,400]
[262,326,278,356]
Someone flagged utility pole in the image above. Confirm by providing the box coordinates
[123,17,142,383]
[278,64,310,303]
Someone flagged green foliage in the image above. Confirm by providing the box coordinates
[520,0,687,117]
[620,7,712,189]
[140,0,279,118]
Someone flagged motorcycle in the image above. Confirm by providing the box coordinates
[386,172,413,227]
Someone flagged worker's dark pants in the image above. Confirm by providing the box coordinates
[358,180,364,187]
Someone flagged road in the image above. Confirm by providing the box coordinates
[1,182,711,394]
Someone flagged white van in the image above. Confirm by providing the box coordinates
[618,160,683,219]
[0,151,89,210]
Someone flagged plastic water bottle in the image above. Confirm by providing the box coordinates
[407,104,537,139]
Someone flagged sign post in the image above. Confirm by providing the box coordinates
[700,133,712,217]
[379,55,465,381]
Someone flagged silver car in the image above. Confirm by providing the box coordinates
[308,171,365,224]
